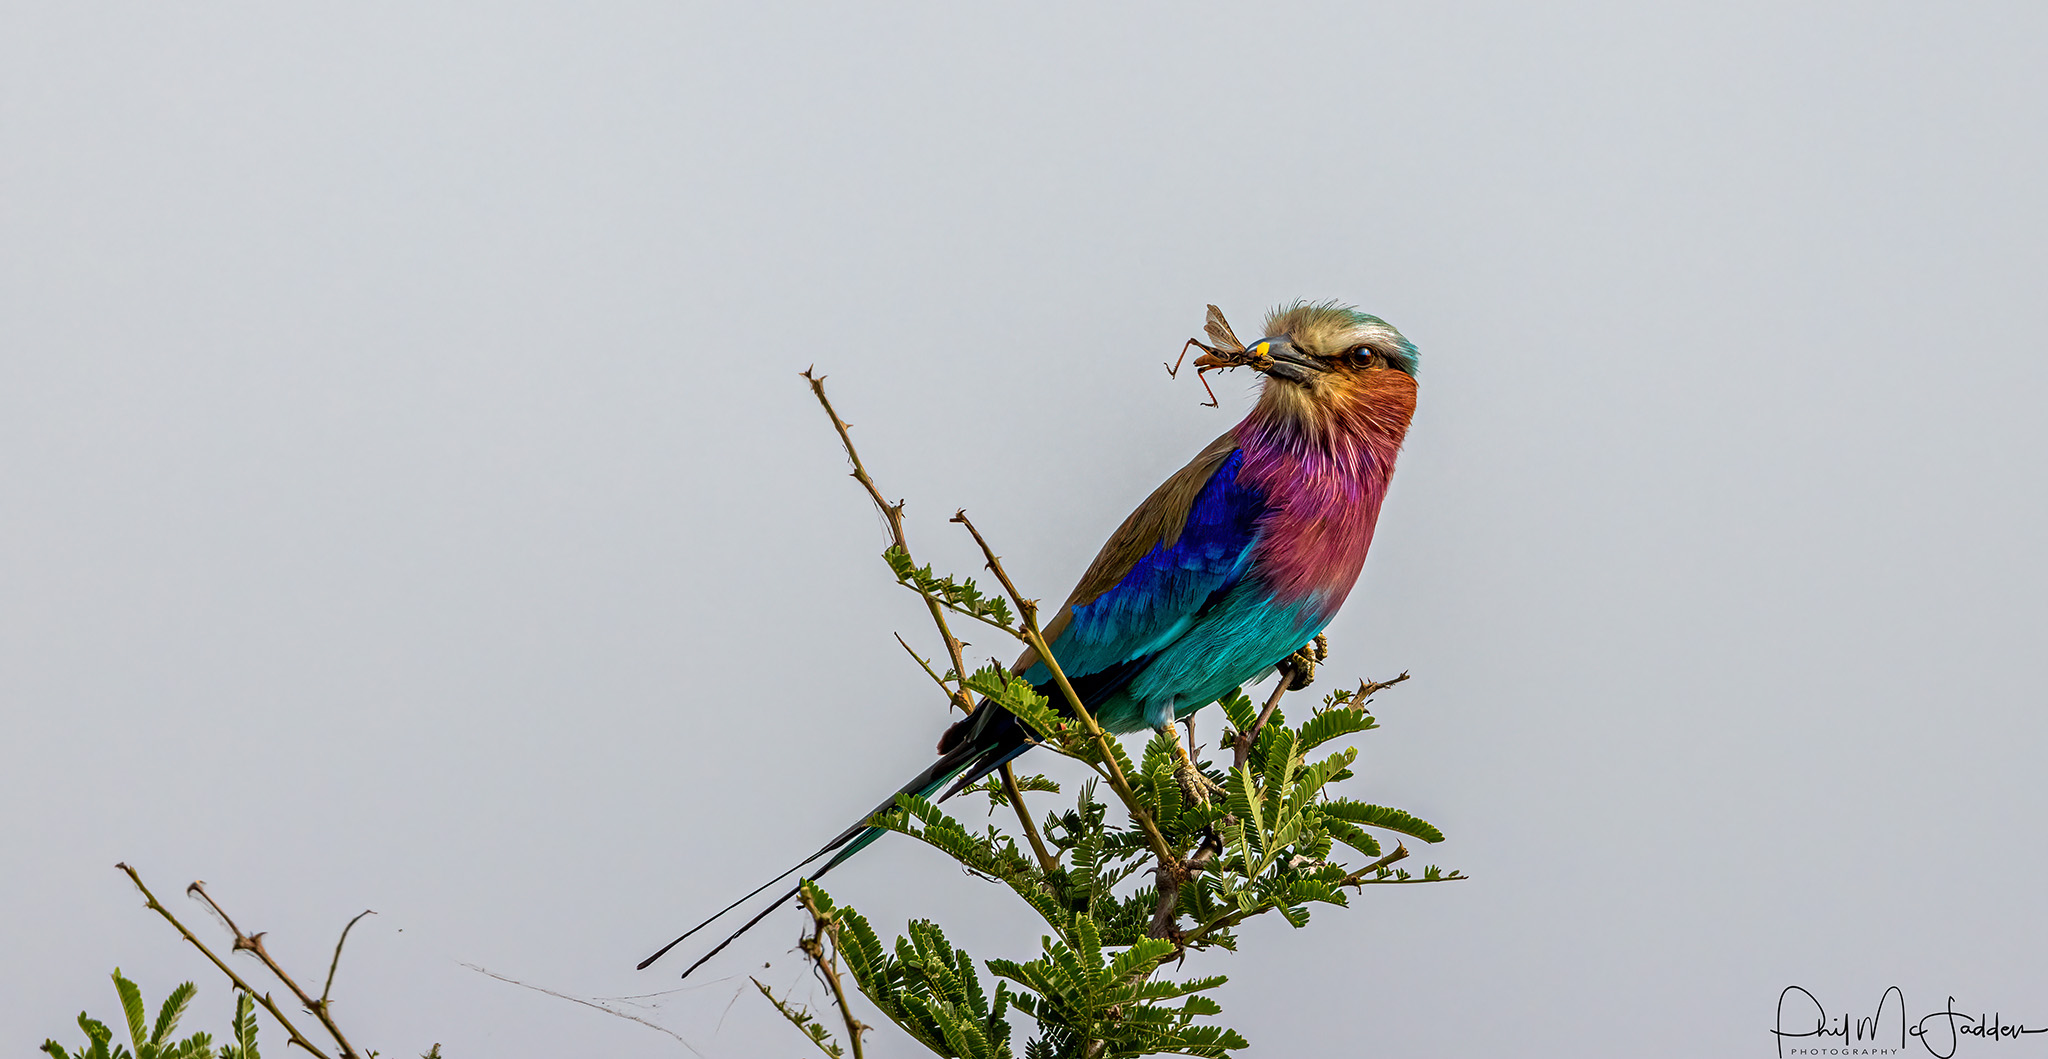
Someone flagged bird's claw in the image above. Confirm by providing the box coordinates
[1172,741,1224,805]
[1283,634,1329,691]
[1160,724,1223,805]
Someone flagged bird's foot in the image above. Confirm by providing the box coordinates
[1164,729,1223,805]
[1282,634,1330,691]
[1175,754,1223,806]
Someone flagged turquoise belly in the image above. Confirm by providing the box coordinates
[1043,584,1330,735]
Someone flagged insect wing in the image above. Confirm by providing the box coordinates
[1204,304,1246,353]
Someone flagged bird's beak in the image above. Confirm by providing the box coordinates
[1250,338,1319,384]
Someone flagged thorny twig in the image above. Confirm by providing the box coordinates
[802,368,972,716]
[796,886,868,1059]
[1232,635,1338,768]
[1172,845,1438,953]
[1339,844,1420,887]
[752,979,845,1059]
[187,880,366,1059]
[1237,665,1409,771]
[321,910,375,1009]
[894,628,1053,871]
[802,369,1060,878]
[949,510,1179,869]
[1000,764,1061,880]
[1235,678,1294,771]
[893,633,952,695]
[1353,670,1413,700]
[115,863,334,1059]
[1148,829,1223,942]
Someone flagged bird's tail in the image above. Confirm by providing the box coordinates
[637,705,1031,976]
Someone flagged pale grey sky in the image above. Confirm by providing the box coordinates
[6,3,2046,1057]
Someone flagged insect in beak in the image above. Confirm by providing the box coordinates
[1164,304,1274,407]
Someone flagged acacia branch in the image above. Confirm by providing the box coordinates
[1234,637,1351,769]
[321,909,375,1008]
[893,633,955,696]
[801,371,1070,874]
[1338,844,1415,887]
[753,979,848,1059]
[796,886,868,1059]
[188,881,365,1059]
[1235,678,1292,770]
[1000,765,1062,877]
[802,368,974,716]
[115,864,334,1059]
[948,510,1177,869]
[1150,829,1223,942]
[1352,671,1412,702]
[1177,847,1416,952]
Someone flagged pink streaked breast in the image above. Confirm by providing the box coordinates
[1232,378,1415,611]
[1238,442,1394,608]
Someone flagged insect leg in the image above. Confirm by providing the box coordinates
[1166,337,1215,379]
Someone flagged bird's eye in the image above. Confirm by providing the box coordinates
[1341,345,1384,369]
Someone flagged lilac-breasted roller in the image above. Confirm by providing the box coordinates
[641,301,1419,975]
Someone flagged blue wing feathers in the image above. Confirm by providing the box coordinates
[1039,449,1267,685]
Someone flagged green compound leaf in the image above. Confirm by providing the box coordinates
[1318,800,1446,843]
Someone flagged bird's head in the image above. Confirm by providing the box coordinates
[1226,301,1420,448]
[1248,301,1418,389]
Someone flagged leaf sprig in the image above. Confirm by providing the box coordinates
[43,971,259,1059]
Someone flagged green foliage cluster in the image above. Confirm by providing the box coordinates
[806,886,1017,1059]
[784,546,1465,1058]
[42,971,258,1059]
[43,971,447,1059]
[885,545,1017,630]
